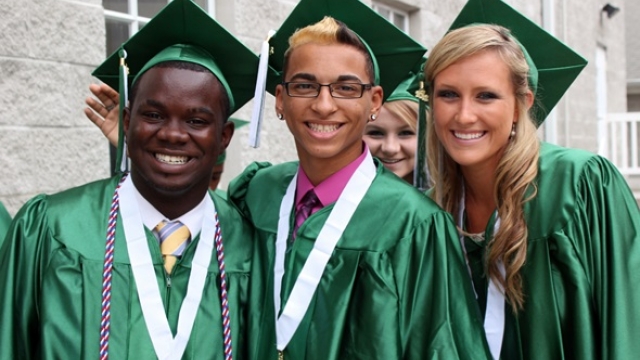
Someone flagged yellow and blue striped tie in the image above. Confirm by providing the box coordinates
[154,220,190,274]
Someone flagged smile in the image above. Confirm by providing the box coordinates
[155,153,190,165]
[380,158,403,164]
[307,122,341,133]
[453,131,485,140]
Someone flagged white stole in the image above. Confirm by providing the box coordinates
[119,176,217,360]
[274,152,376,351]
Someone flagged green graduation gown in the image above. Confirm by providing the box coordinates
[229,160,490,360]
[0,176,256,360]
[462,142,640,359]
[0,201,11,247]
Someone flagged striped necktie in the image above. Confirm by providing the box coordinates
[293,190,320,238]
[154,220,191,274]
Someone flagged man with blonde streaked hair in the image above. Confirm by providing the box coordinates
[228,0,490,359]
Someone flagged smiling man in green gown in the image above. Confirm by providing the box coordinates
[0,1,263,358]
[229,0,490,359]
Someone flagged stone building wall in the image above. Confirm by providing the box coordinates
[0,0,109,214]
[0,0,628,213]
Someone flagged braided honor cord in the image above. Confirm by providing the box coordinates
[214,212,233,360]
[99,175,127,360]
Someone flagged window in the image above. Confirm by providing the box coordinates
[372,2,409,33]
[103,0,216,55]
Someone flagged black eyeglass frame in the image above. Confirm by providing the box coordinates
[282,81,374,99]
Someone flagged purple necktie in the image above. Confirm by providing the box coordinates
[293,190,319,238]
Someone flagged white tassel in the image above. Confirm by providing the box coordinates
[119,49,129,173]
[248,29,276,148]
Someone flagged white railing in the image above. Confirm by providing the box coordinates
[599,112,640,175]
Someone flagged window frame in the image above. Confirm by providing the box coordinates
[371,1,410,33]
[103,0,216,37]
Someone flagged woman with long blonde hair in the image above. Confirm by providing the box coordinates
[426,0,640,358]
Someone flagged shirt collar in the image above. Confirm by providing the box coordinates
[295,142,370,207]
[129,178,206,237]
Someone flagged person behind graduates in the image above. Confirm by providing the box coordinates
[228,0,490,358]
[363,60,429,187]
[0,1,263,358]
[424,0,640,358]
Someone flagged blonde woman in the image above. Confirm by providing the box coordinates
[364,97,419,183]
[364,62,429,187]
[426,0,640,358]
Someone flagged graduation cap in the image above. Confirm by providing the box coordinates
[92,0,271,172]
[248,0,427,147]
[215,118,249,166]
[387,57,427,104]
[447,0,587,126]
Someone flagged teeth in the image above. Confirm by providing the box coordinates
[454,132,484,140]
[381,159,401,164]
[308,123,339,133]
[156,153,189,164]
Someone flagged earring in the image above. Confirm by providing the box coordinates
[370,114,377,121]
[510,123,516,138]
[277,113,284,120]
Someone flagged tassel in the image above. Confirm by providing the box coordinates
[413,77,430,191]
[115,48,130,173]
[249,29,276,148]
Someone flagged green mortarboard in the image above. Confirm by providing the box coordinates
[215,118,249,165]
[92,0,266,172]
[230,117,250,129]
[447,0,587,126]
[387,57,428,103]
[248,0,427,147]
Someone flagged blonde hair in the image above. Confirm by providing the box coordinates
[282,17,375,83]
[425,24,539,312]
[383,100,419,131]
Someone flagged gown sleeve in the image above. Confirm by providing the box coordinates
[227,161,273,219]
[574,156,640,358]
[394,211,490,360]
[0,195,52,360]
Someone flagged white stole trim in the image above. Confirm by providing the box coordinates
[458,190,505,360]
[119,176,217,360]
[274,151,376,351]
[248,29,276,148]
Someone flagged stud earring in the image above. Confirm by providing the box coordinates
[277,113,284,120]
[370,114,377,121]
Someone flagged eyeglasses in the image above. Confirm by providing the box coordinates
[282,82,373,99]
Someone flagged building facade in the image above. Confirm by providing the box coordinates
[627,0,640,111]
[0,0,628,214]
